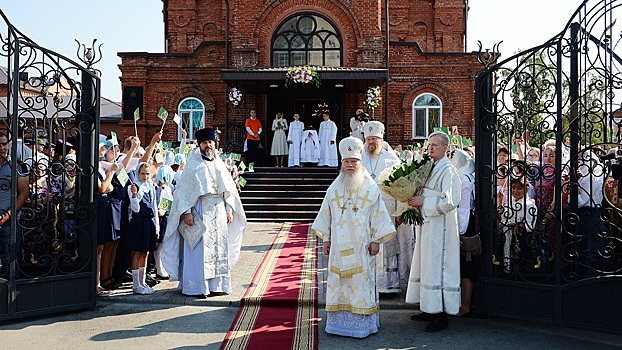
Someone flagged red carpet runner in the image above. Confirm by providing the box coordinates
[220,222,319,350]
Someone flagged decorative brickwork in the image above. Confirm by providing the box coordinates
[118,0,479,149]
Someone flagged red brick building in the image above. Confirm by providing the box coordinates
[118,0,479,156]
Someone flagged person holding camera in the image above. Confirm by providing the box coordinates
[350,108,368,142]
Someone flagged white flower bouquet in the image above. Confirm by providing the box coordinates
[377,152,434,225]
[364,85,382,110]
[285,66,321,88]
[227,87,243,108]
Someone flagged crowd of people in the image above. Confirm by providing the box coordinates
[1,107,617,339]
[94,127,247,297]
[310,119,617,337]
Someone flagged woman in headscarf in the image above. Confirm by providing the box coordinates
[451,149,477,317]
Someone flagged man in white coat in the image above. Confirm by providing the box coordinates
[406,131,461,332]
[287,113,304,167]
[362,121,414,293]
[162,127,246,298]
[318,113,338,167]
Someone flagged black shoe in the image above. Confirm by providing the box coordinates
[424,316,448,333]
[208,291,228,297]
[155,274,169,280]
[145,275,159,287]
[182,293,207,299]
[411,312,435,321]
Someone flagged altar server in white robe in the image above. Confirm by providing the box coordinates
[362,121,414,293]
[162,127,246,298]
[287,113,304,167]
[312,136,396,338]
[318,113,338,167]
[406,131,461,333]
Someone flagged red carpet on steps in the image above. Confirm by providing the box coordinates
[220,222,319,350]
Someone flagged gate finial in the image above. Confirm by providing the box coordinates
[477,41,502,69]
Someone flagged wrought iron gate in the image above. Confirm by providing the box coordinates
[0,11,99,319]
[474,0,622,333]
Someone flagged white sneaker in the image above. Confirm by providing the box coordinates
[133,285,154,295]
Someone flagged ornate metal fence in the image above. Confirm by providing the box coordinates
[0,10,99,319]
[474,0,622,333]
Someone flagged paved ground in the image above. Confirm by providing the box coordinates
[1,222,621,349]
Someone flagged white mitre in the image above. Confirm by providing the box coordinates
[339,136,364,160]
[365,120,384,139]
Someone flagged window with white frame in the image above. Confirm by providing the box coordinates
[178,97,205,141]
[412,93,442,138]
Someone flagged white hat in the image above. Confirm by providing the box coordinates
[339,137,364,160]
[365,121,384,139]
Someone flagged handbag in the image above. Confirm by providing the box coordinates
[460,210,482,261]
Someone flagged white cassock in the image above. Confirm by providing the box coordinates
[162,149,246,296]
[318,120,338,167]
[405,156,462,315]
[301,129,320,163]
[362,148,415,293]
[350,116,365,142]
[287,120,304,167]
[312,172,396,338]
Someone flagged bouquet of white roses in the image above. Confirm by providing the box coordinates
[377,152,434,225]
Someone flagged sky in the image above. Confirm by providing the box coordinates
[0,0,583,102]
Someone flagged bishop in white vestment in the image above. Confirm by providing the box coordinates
[406,131,461,333]
[312,137,396,338]
[318,113,338,167]
[287,113,304,167]
[361,121,414,293]
[162,127,246,298]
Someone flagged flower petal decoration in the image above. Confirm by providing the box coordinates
[285,66,321,88]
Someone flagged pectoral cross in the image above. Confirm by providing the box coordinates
[213,179,219,191]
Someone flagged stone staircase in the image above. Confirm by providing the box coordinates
[240,166,338,222]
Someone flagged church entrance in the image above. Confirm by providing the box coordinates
[266,94,344,166]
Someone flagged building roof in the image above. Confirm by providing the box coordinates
[221,65,387,93]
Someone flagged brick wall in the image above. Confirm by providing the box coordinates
[118,0,479,147]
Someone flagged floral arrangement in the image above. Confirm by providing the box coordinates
[364,85,382,110]
[227,87,243,108]
[377,152,434,225]
[285,66,321,88]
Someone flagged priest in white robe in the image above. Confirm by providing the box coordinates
[312,136,396,338]
[318,113,338,167]
[287,113,304,167]
[406,131,461,332]
[162,127,246,298]
[301,127,320,164]
[362,121,414,293]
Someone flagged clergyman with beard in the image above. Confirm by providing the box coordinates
[312,136,396,338]
[162,127,246,298]
[362,121,414,293]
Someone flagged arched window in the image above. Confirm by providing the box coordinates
[178,97,205,141]
[412,93,442,139]
[271,13,342,67]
